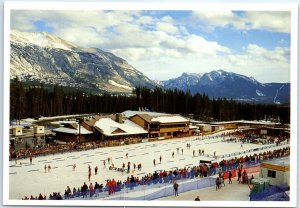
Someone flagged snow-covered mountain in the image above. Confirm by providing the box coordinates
[162,70,290,104]
[162,72,203,91]
[10,30,156,93]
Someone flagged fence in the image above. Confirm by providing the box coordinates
[66,177,216,200]
[250,184,289,201]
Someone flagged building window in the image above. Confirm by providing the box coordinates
[267,170,276,178]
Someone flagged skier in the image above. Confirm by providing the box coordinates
[122,162,125,170]
[126,153,128,159]
[181,148,183,155]
[103,160,106,168]
[44,165,47,173]
[172,152,174,158]
[159,155,162,163]
[94,166,98,175]
[108,157,111,164]
[88,172,91,182]
[193,150,195,157]
[47,164,51,172]
[30,156,32,165]
[73,164,76,171]
[153,159,156,166]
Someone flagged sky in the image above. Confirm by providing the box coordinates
[10,10,291,83]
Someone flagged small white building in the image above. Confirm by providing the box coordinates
[12,127,23,136]
[34,126,45,134]
[260,157,290,186]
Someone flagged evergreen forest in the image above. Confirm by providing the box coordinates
[10,77,290,123]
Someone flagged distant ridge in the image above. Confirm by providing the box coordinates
[161,70,290,104]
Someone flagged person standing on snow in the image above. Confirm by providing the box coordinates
[173,181,179,196]
[228,171,233,184]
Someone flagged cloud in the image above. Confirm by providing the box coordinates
[191,11,246,32]
[223,44,290,82]
[244,11,290,33]
[10,10,290,83]
[191,11,290,33]
[156,22,179,34]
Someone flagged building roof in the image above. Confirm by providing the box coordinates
[132,113,189,124]
[52,125,93,135]
[122,110,168,118]
[94,118,148,137]
[261,157,290,171]
[211,120,281,125]
[152,115,189,123]
[136,114,153,123]
[82,115,103,127]
[261,157,290,167]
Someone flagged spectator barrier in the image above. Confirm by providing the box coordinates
[68,177,216,200]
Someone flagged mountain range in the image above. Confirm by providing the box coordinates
[10,30,290,104]
[161,70,290,104]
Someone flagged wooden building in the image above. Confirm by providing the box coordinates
[53,123,93,142]
[129,114,190,139]
[93,116,148,140]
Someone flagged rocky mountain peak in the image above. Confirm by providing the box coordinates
[10,30,156,93]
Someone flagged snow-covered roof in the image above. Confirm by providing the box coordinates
[212,120,281,125]
[196,124,219,127]
[51,120,77,125]
[122,110,167,118]
[151,116,189,123]
[52,125,93,135]
[261,157,290,167]
[94,118,148,136]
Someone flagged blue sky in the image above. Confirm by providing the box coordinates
[11,10,291,83]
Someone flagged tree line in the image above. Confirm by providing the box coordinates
[10,77,290,123]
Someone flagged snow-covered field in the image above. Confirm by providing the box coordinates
[9,131,289,199]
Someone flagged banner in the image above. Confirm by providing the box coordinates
[244,165,260,174]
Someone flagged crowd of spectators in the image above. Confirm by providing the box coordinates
[10,137,141,160]
[20,146,289,200]
[22,193,46,200]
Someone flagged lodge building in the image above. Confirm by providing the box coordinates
[53,123,93,142]
[129,113,190,139]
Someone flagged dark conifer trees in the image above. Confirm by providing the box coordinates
[9,79,290,124]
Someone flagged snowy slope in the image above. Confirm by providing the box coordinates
[10,30,156,93]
